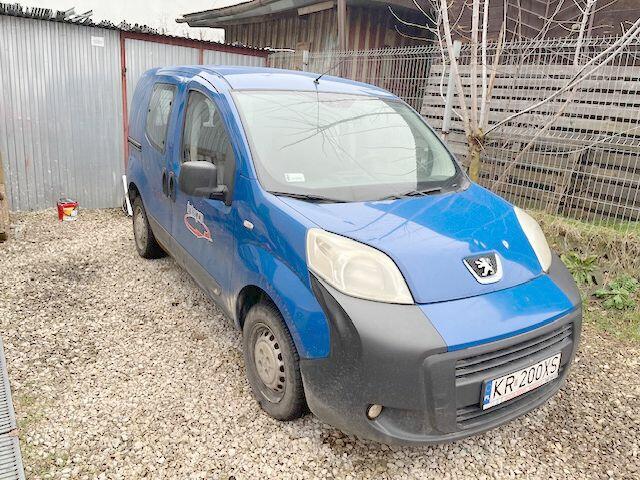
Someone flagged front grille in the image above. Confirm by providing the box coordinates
[455,323,572,380]
[454,323,573,428]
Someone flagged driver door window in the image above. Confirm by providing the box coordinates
[182,91,235,190]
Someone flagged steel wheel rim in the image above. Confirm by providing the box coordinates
[252,324,285,403]
[133,206,147,251]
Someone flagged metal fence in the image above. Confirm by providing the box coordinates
[269,37,640,229]
[435,36,640,228]
[268,47,435,111]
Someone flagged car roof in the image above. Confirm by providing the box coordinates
[154,65,397,98]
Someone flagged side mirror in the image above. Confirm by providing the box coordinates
[179,161,227,201]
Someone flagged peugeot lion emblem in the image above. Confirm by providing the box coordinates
[463,253,503,284]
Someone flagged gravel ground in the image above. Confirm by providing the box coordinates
[0,209,638,480]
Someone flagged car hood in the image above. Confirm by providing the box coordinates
[280,184,543,304]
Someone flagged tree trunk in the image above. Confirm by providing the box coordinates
[467,135,483,182]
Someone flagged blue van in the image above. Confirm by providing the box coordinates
[126,66,581,445]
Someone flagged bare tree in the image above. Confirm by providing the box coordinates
[392,0,640,181]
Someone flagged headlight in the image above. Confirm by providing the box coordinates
[306,229,414,304]
[514,207,552,272]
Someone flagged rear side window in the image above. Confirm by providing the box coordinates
[182,91,236,188]
[146,84,175,151]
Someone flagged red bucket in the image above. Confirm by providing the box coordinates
[57,198,79,221]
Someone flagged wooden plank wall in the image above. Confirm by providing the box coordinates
[226,6,424,52]
[421,59,640,223]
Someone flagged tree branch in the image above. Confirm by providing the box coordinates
[479,0,490,128]
[574,0,596,65]
[492,88,577,188]
[484,17,640,135]
[469,0,481,131]
[439,0,473,137]
[480,19,506,130]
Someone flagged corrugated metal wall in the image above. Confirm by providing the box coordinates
[0,15,266,211]
[0,15,124,211]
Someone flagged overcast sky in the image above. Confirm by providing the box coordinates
[35,0,245,41]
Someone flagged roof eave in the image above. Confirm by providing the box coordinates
[177,0,283,25]
[177,0,420,27]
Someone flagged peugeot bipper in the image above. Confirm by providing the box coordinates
[126,66,581,445]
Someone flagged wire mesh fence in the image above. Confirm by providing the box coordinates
[268,47,436,111]
[268,36,640,230]
[440,36,640,229]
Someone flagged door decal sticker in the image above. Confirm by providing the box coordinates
[185,201,212,242]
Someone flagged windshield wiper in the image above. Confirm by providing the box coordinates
[405,187,443,197]
[378,187,443,201]
[269,191,342,203]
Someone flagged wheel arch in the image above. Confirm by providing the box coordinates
[236,284,276,330]
[231,246,331,359]
[128,182,141,203]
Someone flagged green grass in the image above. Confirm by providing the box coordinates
[532,211,640,342]
[534,212,640,247]
[553,215,640,234]
[14,393,43,431]
[13,393,70,478]
[583,297,640,342]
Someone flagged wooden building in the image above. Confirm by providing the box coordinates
[177,0,431,52]
[178,0,638,52]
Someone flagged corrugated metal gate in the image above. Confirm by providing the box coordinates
[202,48,265,67]
[0,14,266,211]
[122,34,267,114]
[125,37,267,111]
[124,38,199,114]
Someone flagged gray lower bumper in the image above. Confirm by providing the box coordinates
[301,256,582,445]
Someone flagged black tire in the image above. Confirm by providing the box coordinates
[243,302,306,421]
[132,196,165,259]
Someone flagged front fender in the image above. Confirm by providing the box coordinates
[234,243,330,359]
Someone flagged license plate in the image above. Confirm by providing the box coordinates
[481,353,561,410]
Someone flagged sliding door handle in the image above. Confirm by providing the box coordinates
[168,173,177,202]
[161,168,169,197]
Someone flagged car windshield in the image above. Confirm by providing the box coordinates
[233,91,462,202]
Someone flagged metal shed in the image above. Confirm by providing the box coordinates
[0,5,267,211]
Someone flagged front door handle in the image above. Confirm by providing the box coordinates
[161,168,169,197]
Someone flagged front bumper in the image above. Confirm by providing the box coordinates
[301,256,582,445]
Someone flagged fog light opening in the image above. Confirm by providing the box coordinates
[366,404,383,420]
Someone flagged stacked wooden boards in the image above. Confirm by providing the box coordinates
[421,61,640,224]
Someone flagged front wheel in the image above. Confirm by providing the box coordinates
[243,302,306,420]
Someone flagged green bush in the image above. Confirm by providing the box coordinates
[595,275,639,310]
[561,252,599,286]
